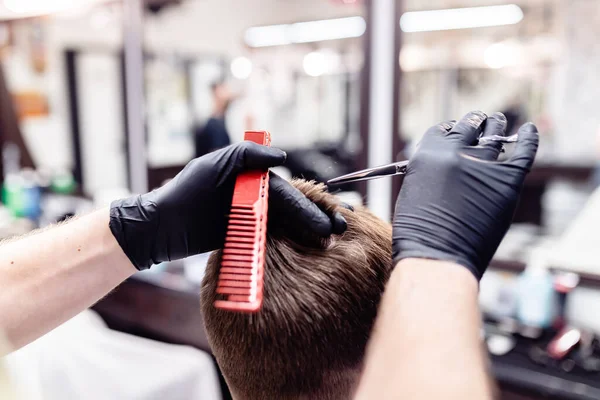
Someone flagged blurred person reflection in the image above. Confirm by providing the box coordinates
[194,81,234,157]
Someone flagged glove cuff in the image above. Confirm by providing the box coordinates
[109,195,159,271]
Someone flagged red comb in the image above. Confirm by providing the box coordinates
[214,131,271,313]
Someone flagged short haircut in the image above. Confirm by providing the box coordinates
[201,180,392,400]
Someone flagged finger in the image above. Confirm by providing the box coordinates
[340,202,354,212]
[446,111,487,145]
[507,122,539,170]
[331,211,348,234]
[237,141,287,170]
[211,141,287,188]
[423,120,457,138]
[268,172,345,237]
[461,112,508,161]
[440,120,457,132]
[481,112,508,140]
[421,121,458,148]
[461,145,503,161]
[480,112,507,153]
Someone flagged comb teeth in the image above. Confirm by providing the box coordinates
[214,131,270,313]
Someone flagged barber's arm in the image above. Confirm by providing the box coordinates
[356,112,539,399]
[0,142,346,353]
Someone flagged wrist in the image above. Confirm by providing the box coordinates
[393,258,479,293]
[109,195,159,270]
[393,241,483,281]
[97,208,138,275]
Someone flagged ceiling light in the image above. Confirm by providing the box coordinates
[244,24,290,47]
[230,57,253,80]
[303,52,327,77]
[245,16,366,48]
[400,4,523,33]
[291,17,366,44]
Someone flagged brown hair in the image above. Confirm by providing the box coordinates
[201,180,392,400]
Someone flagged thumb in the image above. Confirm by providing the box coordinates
[507,122,539,171]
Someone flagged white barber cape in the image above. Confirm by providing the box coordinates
[4,310,221,400]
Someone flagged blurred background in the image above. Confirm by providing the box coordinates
[2,0,600,399]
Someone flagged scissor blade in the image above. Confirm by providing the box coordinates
[328,134,515,186]
[327,160,409,186]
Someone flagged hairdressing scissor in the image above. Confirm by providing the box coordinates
[326,133,518,186]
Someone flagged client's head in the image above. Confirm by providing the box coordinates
[201,180,392,400]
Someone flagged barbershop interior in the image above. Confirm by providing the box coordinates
[1,0,600,399]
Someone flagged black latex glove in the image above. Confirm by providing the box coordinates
[392,111,539,280]
[110,142,347,270]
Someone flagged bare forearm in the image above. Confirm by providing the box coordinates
[0,209,135,351]
[355,259,493,400]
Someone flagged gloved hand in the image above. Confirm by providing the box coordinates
[110,142,347,270]
[392,111,539,280]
